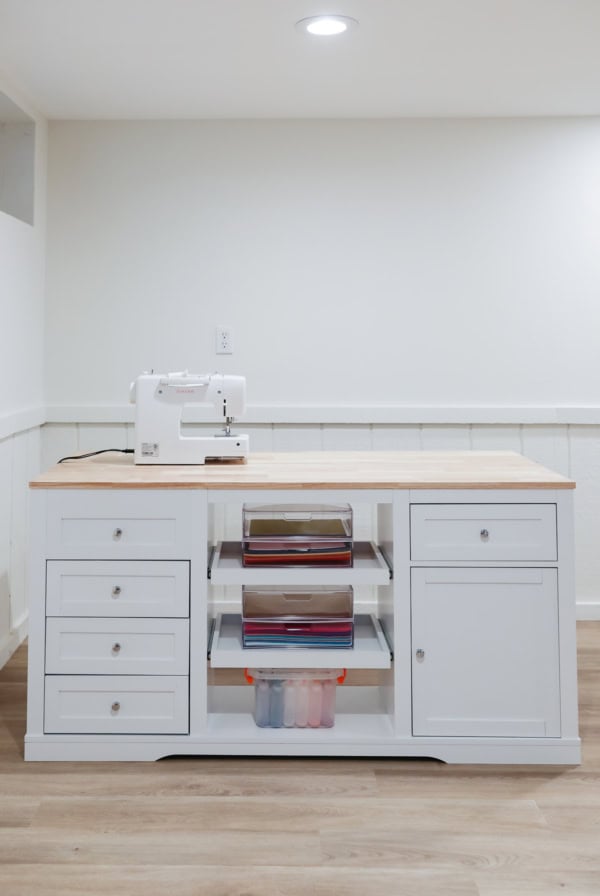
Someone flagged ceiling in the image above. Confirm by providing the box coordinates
[1,0,600,119]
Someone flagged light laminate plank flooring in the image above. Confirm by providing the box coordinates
[0,624,599,896]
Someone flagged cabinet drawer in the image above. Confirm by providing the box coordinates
[46,561,190,617]
[45,618,189,675]
[45,490,193,559]
[410,504,557,561]
[44,675,189,734]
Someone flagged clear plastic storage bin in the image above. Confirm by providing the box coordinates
[242,585,354,648]
[245,668,346,728]
[242,503,353,567]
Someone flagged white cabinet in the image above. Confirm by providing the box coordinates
[411,567,560,737]
[24,454,580,764]
[31,490,193,740]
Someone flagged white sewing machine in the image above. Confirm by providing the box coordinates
[130,371,249,464]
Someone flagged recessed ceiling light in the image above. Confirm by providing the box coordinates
[295,15,359,37]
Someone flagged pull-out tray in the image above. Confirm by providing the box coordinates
[209,541,391,585]
[210,612,391,669]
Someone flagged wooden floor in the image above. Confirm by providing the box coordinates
[1,627,599,896]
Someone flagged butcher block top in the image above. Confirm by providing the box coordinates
[30,450,575,490]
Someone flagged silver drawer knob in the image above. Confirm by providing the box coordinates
[113,527,123,539]
[111,585,121,597]
[111,701,121,713]
[111,643,121,655]
[480,528,490,539]
[416,649,425,660]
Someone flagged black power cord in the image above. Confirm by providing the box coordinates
[57,448,135,464]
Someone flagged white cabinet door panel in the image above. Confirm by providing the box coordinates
[411,567,560,737]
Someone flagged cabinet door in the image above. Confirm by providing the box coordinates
[411,568,560,738]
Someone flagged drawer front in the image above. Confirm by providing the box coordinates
[45,490,193,559]
[46,560,190,617]
[410,503,557,561]
[44,675,189,734]
[45,618,189,675]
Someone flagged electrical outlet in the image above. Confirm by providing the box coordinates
[216,326,233,354]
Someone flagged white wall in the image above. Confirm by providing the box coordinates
[0,78,46,666]
[46,118,600,410]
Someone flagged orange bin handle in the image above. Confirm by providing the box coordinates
[244,669,347,685]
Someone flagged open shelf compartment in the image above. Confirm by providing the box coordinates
[206,683,395,741]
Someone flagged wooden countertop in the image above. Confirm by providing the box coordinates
[29,450,575,490]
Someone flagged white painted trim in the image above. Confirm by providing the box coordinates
[46,405,133,424]
[43,402,600,426]
[576,600,600,621]
[0,614,28,670]
[0,406,45,441]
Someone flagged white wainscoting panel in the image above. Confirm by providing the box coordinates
[420,425,472,450]
[371,425,422,450]
[41,423,79,471]
[470,425,522,451]
[0,438,11,660]
[567,425,600,617]
[0,425,42,668]
[272,426,323,451]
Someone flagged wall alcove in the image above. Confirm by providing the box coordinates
[0,91,35,225]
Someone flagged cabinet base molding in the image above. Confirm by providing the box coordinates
[24,734,581,764]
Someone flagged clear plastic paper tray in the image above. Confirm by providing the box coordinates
[242,503,353,540]
[242,585,353,620]
[242,504,353,567]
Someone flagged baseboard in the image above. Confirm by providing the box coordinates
[576,600,600,621]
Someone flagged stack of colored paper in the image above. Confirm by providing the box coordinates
[242,619,354,649]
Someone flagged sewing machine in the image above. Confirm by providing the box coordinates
[130,371,249,464]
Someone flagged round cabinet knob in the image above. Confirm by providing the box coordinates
[113,527,123,540]
[480,528,490,539]
[111,642,121,655]
[111,586,121,597]
[415,649,425,660]
[111,701,121,713]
